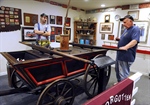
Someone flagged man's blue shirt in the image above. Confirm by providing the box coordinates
[117,26,140,62]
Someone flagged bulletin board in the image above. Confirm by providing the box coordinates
[0,6,22,32]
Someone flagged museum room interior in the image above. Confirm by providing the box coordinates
[0,0,150,105]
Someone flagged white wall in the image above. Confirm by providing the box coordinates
[0,0,85,75]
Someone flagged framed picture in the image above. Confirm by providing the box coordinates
[101,34,105,40]
[64,17,71,27]
[99,22,114,34]
[51,26,56,35]
[128,10,139,20]
[21,27,36,41]
[56,16,62,25]
[108,35,114,40]
[50,15,55,24]
[118,20,149,43]
[56,27,62,35]
[55,35,60,42]
[104,14,110,22]
[65,28,71,40]
[24,13,38,26]
[50,35,55,42]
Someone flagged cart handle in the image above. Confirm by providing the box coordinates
[69,43,125,51]
[20,42,95,65]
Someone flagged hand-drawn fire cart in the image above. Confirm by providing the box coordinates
[0,42,122,105]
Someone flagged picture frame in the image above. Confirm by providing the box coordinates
[65,28,71,40]
[56,27,62,35]
[50,15,55,24]
[24,13,38,26]
[117,20,149,43]
[99,22,114,34]
[64,17,71,27]
[101,34,105,40]
[21,27,36,41]
[108,34,114,40]
[128,10,139,20]
[56,16,62,25]
[104,14,110,22]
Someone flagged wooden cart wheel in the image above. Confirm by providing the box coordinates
[84,64,99,98]
[37,79,75,105]
[11,70,24,88]
[84,54,111,98]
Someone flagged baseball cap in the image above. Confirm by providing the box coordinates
[40,13,47,17]
[120,15,134,21]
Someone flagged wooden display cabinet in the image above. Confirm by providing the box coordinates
[74,21,97,45]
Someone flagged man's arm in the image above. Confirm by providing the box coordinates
[34,24,51,36]
[119,40,138,50]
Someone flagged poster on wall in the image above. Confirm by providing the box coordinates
[0,6,22,32]
[24,13,38,26]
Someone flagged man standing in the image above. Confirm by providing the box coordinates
[115,15,140,82]
[34,13,51,48]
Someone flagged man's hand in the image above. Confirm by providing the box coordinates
[119,46,128,51]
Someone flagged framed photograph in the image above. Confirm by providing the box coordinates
[104,14,110,22]
[21,27,36,41]
[99,22,114,34]
[118,20,149,43]
[128,10,139,20]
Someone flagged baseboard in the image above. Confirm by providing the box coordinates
[0,71,7,76]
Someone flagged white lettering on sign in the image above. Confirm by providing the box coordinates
[105,93,132,105]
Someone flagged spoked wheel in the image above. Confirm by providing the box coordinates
[37,79,75,105]
[11,70,24,88]
[84,64,99,98]
[84,54,107,98]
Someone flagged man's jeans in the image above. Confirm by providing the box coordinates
[115,60,133,82]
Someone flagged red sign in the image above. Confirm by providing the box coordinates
[83,78,133,105]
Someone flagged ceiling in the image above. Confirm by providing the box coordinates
[51,0,150,10]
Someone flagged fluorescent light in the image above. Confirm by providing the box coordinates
[101,4,105,7]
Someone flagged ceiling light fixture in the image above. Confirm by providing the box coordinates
[101,4,105,7]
